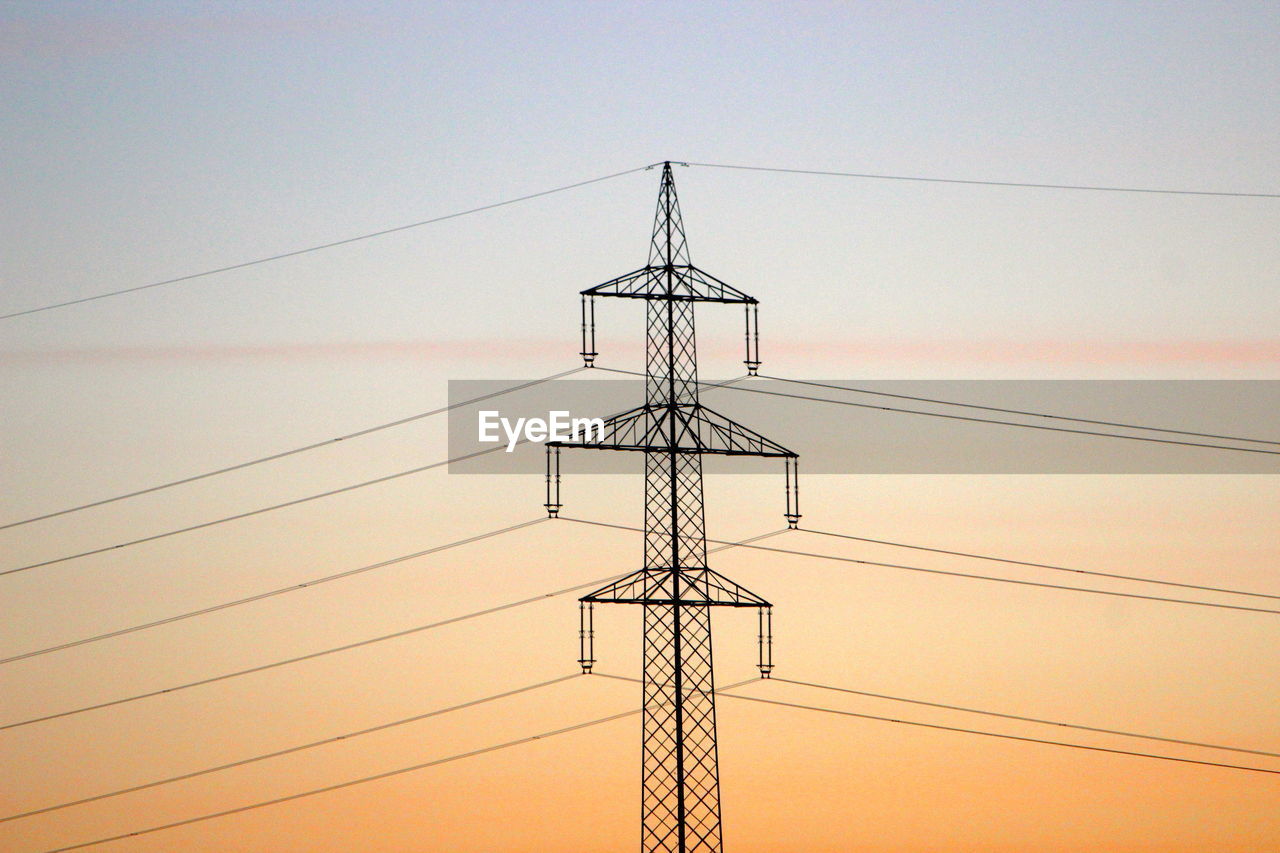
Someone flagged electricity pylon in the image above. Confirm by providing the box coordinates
[547,162,799,852]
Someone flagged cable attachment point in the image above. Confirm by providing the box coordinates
[757,606,773,678]
[580,295,598,367]
[578,601,596,673]
[784,456,801,528]
[544,446,562,518]
[743,302,761,375]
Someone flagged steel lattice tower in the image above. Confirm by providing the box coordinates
[547,162,800,853]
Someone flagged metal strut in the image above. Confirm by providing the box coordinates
[757,606,773,678]
[784,456,801,528]
[580,294,597,367]
[743,302,761,375]
[544,446,561,518]
[578,601,595,673]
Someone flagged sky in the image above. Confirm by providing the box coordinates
[1,2,1278,851]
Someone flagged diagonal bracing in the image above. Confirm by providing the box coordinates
[549,162,797,852]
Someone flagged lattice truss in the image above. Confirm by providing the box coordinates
[584,455,769,608]
[552,402,793,459]
[551,163,796,853]
[585,264,757,305]
[642,604,722,853]
[583,166,756,308]
[646,297,700,406]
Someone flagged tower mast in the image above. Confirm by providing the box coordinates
[550,162,799,852]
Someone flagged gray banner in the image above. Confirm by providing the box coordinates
[447,378,1280,474]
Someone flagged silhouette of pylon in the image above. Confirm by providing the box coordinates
[549,162,801,852]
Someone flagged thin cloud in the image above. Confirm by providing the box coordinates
[762,339,1280,366]
[2,338,1277,366]
[0,339,574,365]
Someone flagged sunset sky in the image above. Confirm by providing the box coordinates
[2,2,1277,851]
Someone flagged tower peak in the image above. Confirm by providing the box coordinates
[649,162,691,268]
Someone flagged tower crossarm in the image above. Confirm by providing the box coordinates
[583,264,757,305]
[582,567,771,608]
[548,402,796,458]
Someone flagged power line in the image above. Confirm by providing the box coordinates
[0,518,548,665]
[2,369,666,578]
[798,527,1280,603]
[562,517,1280,616]
[719,381,1280,457]
[2,529,784,730]
[2,522,783,666]
[2,444,510,578]
[597,671,1280,773]
[716,689,1280,777]
[38,707,643,853]
[0,367,585,531]
[594,367,1280,457]
[9,157,1270,324]
[0,575,615,732]
[2,674,581,823]
[757,374,1280,447]
[1,166,653,321]
[770,676,1280,760]
[684,161,1280,199]
[34,675,762,853]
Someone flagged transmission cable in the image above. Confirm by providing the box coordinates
[725,379,1280,455]
[2,166,653,321]
[37,706,642,853]
[34,675,761,852]
[593,367,1280,457]
[758,374,1280,447]
[1,575,612,732]
[10,158,1271,324]
[3,445,509,578]
[2,521,782,666]
[20,369,1237,582]
[798,527,1280,603]
[770,676,1280,760]
[2,528,783,730]
[1,518,547,665]
[716,689,1280,777]
[684,161,1280,199]
[563,518,1280,616]
[593,671,1277,762]
[3,367,665,578]
[3,674,581,823]
[1,366,584,531]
